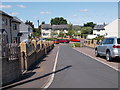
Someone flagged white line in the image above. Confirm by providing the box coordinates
[42,46,59,89]
[74,48,119,71]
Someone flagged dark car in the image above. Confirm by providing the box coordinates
[70,38,80,42]
[59,39,70,43]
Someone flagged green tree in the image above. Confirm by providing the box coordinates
[25,20,34,29]
[50,17,67,25]
[67,24,75,38]
[81,27,93,34]
[84,22,96,28]
[58,30,65,38]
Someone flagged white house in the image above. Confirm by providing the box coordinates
[93,24,106,36]
[41,24,52,38]
[104,19,120,38]
[13,17,33,42]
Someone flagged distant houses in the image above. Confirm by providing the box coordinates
[93,23,106,36]
[0,10,33,44]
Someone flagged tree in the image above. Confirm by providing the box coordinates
[50,17,67,25]
[25,20,34,29]
[84,22,96,28]
[41,21,45,24]
[81,27,93,34]
[58,30,65,38]
[80,27,93,39]
[67,24,75,38]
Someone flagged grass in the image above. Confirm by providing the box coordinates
[70,43,81,48]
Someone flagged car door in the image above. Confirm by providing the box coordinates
[98,39,107,55]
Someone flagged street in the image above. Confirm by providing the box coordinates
[49,44,118,88]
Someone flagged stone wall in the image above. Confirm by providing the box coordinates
[1,40,54,86]
[2,58,21,86]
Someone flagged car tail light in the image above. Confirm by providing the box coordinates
[113,45,120,48]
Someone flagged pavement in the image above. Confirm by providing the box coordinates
[2,46,59,89]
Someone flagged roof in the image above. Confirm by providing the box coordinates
[0,10,13,18]
[52,25,68,30]
[41,24,52,29]
[12,17,21,23]
[0,29,7,34]
[72,25,81,29]
[93,25,105,30]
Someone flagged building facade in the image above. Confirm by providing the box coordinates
[93,24,106,36]
[104,19,120,38]
[0,10,13,43]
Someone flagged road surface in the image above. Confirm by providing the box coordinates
[49,44,118,88]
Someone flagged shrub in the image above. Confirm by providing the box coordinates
[70,43,81,48]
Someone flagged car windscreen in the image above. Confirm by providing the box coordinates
[117,38,120,44]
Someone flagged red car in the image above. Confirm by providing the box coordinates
[59,39,70,43]
[53,40,59,44]
[70,38,80,42]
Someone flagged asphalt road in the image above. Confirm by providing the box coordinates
[49,44,118,88]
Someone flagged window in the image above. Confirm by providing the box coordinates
[102,38,114,44]
[5,19,7,25]
[2,18,5,25]
[117,38,120,44]
[13,24,17,30]
[43,33,49,36]
[2,18,8,25]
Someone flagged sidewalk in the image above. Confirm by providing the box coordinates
[2,46,59,89]
[73,47,119,71]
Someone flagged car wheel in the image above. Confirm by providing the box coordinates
[95,49,99,57]
[106,51,112,61]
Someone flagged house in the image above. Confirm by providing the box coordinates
[41,24,52,38]
[104,19,120,38]
[0,10,13,43]
[11,17,21,43]
[93,23,106,36]
[13,17,33,42]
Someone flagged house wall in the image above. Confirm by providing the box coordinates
[19,23,29,42]
[41,29,51,38]
[118,19,120,37]
[93,30,105,36]
[105,19,119,37]
[0,15,12,43]
[12,22,20,43]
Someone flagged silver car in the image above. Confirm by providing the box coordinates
[95,37,120,61]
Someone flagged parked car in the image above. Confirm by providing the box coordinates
[95,37,120,61]
[70,38,80,42]
[59,39,70,43]
[53,39,59,44]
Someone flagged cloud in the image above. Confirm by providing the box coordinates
[80,9,89,12]
[0,5,12,9]
[17,5,26,8]
[40,11,51,15]
[73,14,78,17]
[9,12,19,15]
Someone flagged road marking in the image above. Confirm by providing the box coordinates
[73,48,119,71]
[42,46,60,89]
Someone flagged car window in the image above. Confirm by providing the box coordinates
[106,38,114,44]
[102,39,107,44]
[117,38,120,44]
[102,38,114,44]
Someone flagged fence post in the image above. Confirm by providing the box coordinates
[19,42,28,73]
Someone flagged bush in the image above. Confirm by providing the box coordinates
[70,43,81,48]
